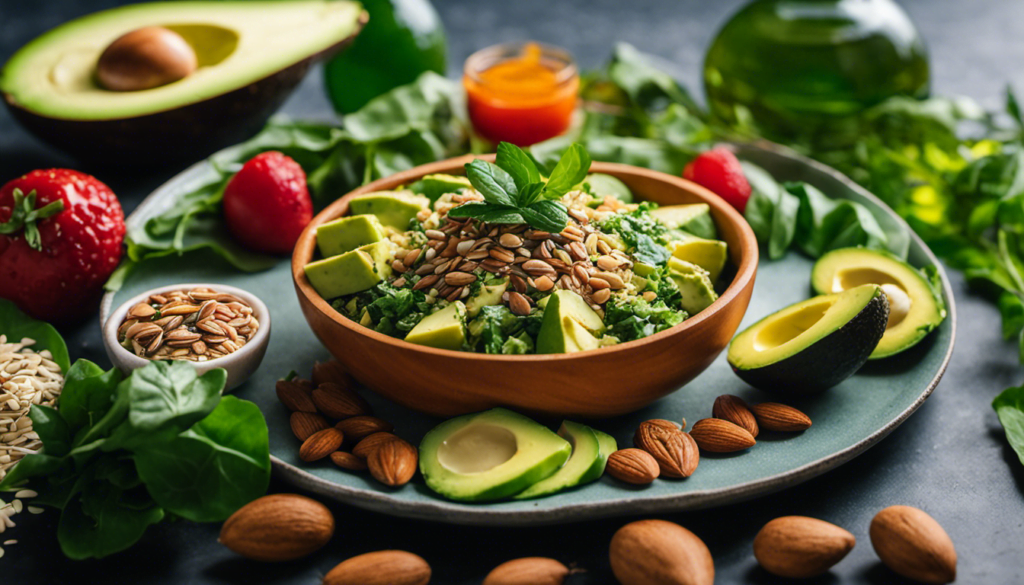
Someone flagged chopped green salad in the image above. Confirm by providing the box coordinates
[303,143,728,354]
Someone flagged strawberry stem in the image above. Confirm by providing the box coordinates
[0,189,65,251]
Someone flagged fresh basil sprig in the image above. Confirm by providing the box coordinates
[447,142,591,232]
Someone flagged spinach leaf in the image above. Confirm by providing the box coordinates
[121,362,224,434]
[28,405,72,458]
[57,480,164,560]
[993,384,1024,466]
[58,359,122,435]
[0,299,69,372]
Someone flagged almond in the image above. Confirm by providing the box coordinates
[368,437,418,487]
[293,377,316,392]
[712,394,759,437]
[750,403,812,432]
[276,380,317,413]
[606,448,660,484]
[870,506,956,584]
[312,359,354,388]
[353,432,399,458]
[311,382,371,419]
[330,451,368,471]
[290,412,329,441]
[337,415,394,443]
[753,516,856,578]
[299,427,344,462]
[634,424,698,478]
[689,418,756,452]
[219,494,334,562]
[636,419,683,438]
[483,557,570,585]
[323,550,430,585]
[610,519,714,585]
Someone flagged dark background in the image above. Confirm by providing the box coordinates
[3,0,1024,583]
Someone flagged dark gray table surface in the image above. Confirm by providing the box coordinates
[2,0,1023,583]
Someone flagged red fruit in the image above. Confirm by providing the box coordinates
[223,151,312,255]
[0,170,125,323]
[683,148,752,213]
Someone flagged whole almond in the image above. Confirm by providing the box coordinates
[689,418,756,452]
[277,380,317,413]
[299,427,344,462]
[750,403,812,432]
[337,415,395,443]
[870,506,956,584]
[636,419,682,440]
[219,494,334,562]
[291,412,330,441]
[330,451,368,471]
[606,448,660,484]
[353,432,399,459]
[368,438,418,487]
[312,383,371,419]
[483,557,570,585]
[753,516,856,578]
[634,424,698,478]
[293,378,316,392]
[712,395,759,438]
[312,359,355,388]
[610,519,714,585]
[324,550,430,585]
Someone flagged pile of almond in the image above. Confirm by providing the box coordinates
[276,360,417,488]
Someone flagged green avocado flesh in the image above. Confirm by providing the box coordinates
[404,301,466,351]
[537,290,606,354]
[515,421,604,500]
[1,1,365,120]
[811,248,946,359]
[419,408,572,502]
[415,174,473,203]
[304,241,392,299]
[667,233,728,282]
[728,284,889,393]
[349,191,430,229]
[585,174,633,203]
[466,279,508,318]
[650,204,718,240]
[316,214,386,258]
[667,258,718,314]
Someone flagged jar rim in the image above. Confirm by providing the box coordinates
[463,41,578,86]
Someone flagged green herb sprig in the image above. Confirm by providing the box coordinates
[446,142,591,233]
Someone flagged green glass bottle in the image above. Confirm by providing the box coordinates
[704,0,929,144]
[324,0,447,114]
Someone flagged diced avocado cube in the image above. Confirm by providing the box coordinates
[304,241,393,299]
[584,173,633,203]
[405,301,467,351]
[651,203,718,240]
[415,173,474,203]
[667,233,728,282]
[349,190,429,229]
[537,290,605,354]
[668,258,718,314]
[466,278,509,317]
[316,214,386,258]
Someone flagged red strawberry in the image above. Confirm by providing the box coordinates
[0,170,125,323]
[683,148,752,213]
[222,151,313,255]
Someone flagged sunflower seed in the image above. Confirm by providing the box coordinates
[508,292,531,316]
[445,272,477,286]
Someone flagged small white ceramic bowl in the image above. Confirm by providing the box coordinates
[102,283,271,391]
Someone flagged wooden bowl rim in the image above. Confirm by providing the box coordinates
[291,154,759,362]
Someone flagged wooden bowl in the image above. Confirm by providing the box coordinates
[292,156,758,418]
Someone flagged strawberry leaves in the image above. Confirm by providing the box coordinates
[0,188,65,251]
[447,142,591,232]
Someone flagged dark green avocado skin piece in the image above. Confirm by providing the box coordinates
[733,293,889,394]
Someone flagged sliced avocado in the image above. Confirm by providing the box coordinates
[414,173,474,203]
[405,301,466,351]
[537,291,606,354]
[728,284,889,393]
[304,241,392,299]
[419,408,572,502]
[667,233,728,282]
[465,278,509,318]
[811,248,946,359]
[667,258,718,314]
[316,214,386,258]
[585,174,633,203]
[650,204,718,240]
[515,421,603,500]
[0,1,366,164]
[349,191,430,229]
[593,429,618,470]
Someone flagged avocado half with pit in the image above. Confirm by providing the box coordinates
[811,248,947,359]
[728,284,889,393]
[0,1,367,164]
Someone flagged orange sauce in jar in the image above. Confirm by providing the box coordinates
[463,42,579,146]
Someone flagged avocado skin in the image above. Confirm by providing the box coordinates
[3,15,366,166]
[733,293,889,394]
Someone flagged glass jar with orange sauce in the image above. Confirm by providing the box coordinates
[463,42,579,146]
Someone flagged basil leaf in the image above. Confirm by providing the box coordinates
[447,202,525,224]
[994,384,1024,467]
[521,200,570,233]
[465,159,518,206]
[517,183,545,206]
[544,143,591,198]
[496,142,541,192]
[0,299,69,373]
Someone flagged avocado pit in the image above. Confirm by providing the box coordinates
[437,424,518,474]
[97,26,198,91]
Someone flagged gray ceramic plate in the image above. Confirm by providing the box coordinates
[101,141,955,526]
